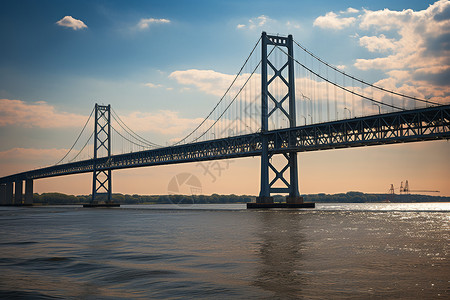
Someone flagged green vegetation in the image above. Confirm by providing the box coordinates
[32,191,450,205]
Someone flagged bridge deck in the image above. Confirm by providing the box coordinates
[1,105,449,183]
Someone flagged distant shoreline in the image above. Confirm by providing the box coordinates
[31,192,450,205]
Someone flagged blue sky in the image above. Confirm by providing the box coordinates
[1,0,449,196]
[1,0,440,111]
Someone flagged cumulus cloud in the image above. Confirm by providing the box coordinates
[356,1,450,70]
[353,0,450,101]
[0,99,88,128]
[56,16,87,30]
[169,69,236,97]
[137,18,170,30]
[313,11,356,29]
[312,1,449,103]
[358,34,397,52]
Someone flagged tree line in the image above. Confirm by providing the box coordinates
[31,191,450,205]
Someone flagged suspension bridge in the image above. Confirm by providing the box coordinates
[1,32,449,208]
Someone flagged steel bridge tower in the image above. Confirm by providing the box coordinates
[256,32,302,205]
[91,104,112,203]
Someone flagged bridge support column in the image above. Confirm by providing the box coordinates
[0,184,6,205]
[4,182,13,205]
[257,32,273,204]
[253,32,309,208]
[14,180,23,205]
[24,179,33,205]
[85,104,118,207]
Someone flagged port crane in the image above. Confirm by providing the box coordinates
[389,180,440,195]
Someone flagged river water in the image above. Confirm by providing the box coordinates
[0,203,448,299]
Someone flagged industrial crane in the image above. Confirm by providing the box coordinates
[390,180,440,194]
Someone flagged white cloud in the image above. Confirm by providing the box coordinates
[144,82,163,88]
[137,18,170,30]
[352,0,450,101]
[0,98,224,153]
[237,15,275,30]
[359,34,397,53]
[0,99,87,128]
[313,11,356,30]
[56,16,87,30]
[0,98,215,149]
[310,1,449,103]
[169,69,236,97]
[249,15,270,29]
[341,7,359,14]
[236,15,301,31]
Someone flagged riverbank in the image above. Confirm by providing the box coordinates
[31,191,450,205]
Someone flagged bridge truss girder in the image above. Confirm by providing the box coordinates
[266,106,450,152]
[0,105,449,189]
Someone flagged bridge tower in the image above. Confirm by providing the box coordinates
[257,32,302,205]
[91,103,112,204]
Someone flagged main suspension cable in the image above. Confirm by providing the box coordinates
[110,124,151,149]
[110,108,161,148]
[69,131,94,162]
[173,36,262,145]
[190,46,277,143]
[190,60,263,143]
[293,39,439,106]
[275,45,405,111]
[55,107,95,165]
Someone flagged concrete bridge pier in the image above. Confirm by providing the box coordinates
[0,181,33,206]
[4,183,13,205]
[0,184,6,205]
[286,195,304,204]
[14,180,23,205]
[256,195,274,204]
[24,179,33,205]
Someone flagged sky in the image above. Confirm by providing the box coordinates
[1,0,449,197]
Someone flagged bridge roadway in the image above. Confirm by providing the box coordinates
[1,104,449,184]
